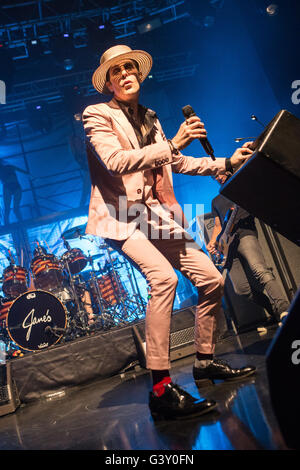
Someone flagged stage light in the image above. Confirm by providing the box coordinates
[137,17,162,34]
[203,15,215,28]
[73,31,88,49]
[266,4,279,16]
[27,38,44,59]
[63,58,74,71]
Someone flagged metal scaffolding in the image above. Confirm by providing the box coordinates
[0,0,199,116]
[0,0,189,58]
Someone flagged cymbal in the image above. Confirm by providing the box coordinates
[62,224,87,239]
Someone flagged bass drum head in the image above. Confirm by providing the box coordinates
[6,290,67,352]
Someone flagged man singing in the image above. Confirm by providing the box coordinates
[82,45,255,420]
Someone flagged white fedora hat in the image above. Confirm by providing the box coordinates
[92,44,153,95]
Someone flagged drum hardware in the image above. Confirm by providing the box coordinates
[61,224,87,240]
[45,325,67,337]
[95,242,144,325]
[85,254,115,330]
[60,237,89,331]
[121,260,147,319]
[87,253,106,260]
[98,243,116,253]
[109,246,147,319]
[81,241,147,327]
[63,262,89,330]
[70,275,97,327]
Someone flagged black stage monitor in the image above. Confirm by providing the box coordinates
[220,110,300,246]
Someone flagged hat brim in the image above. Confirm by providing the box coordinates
[92,49,153,95]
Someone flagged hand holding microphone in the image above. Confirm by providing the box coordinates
[170,104,253,168]
[171,105,215,159]
[182,105,215,160]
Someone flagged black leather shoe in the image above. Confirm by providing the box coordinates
[193,358,256,388]
[149,382,217,421]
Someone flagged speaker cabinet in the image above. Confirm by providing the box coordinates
[132,307,196,368]
[266,289,300,449]
[0,361,20,417]
[220,110,300,246]
[255,220,300,302]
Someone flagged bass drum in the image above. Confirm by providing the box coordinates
[6,290,67,352]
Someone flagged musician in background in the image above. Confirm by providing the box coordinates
[68,132,91,207]
[206,175,289,325]
[0,160,27,225]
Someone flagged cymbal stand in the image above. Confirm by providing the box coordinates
[63,258,89,331]
[61,236,89,330]
[121,259,146,319]
[87,257,115,329]
[104,246,138,323]
[103,245,147,323]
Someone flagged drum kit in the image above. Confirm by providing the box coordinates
[0,225,147,357]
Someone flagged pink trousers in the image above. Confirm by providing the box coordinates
[109,230,224,370]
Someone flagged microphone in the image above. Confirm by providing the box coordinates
[45,325,67,336]
[251,114,266,128]
[182,105,216,160]
[234,113,266,143]
[234,136,257,143]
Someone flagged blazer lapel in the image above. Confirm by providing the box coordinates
[107,99,139,149]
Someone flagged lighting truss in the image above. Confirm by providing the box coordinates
[0,0,189,59]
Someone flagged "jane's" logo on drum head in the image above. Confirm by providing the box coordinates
[7,290,67,351]
[22,309,52,341]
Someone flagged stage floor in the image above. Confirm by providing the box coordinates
[0,325,289,451]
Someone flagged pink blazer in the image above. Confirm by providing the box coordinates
[82,98,226,240]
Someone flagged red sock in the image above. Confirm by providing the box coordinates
[153,376,172,397]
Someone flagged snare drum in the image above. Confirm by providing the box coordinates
[6,290,67,351]
[31,254,63,290]
[61,248,87,274]
[2,265,28,297]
